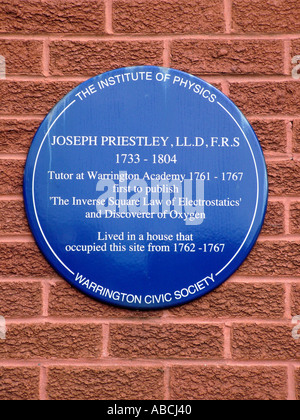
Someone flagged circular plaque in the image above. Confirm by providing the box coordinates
[24,66,268,310]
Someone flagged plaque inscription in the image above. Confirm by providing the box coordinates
[24,67,268,309]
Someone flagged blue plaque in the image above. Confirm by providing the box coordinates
[24,66,268,310]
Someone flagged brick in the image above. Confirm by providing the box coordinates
[211,82,223,92]
[229,82,300,116]
[291,284,300,315]
[49,281,161,319]
[261,201,285,236]
[238,241,300,277]
[0,243,55,277]
[290,202,300,234]
[48,367,164,400]
[0,81,77,115]
[0,367,40,400]
[0,159,24,195]
[0,323,102,359]
[170,366,288,400]
[0,0,105,34]
[0,119,41,154]
[267,161,300,197]
[296,368,300,400]
[232,323,300,361]
[109,323,223,359]
[0,40,43,76]
[169,282,285,319]
[249,119,287,154]
[291,39,300,54]
[50,40,164,76]
[0,201,30,234]
[0,282,42,317]
[292,119,300,153]
[171,40,284,75]
[113,0,225,34]
[232,0,300,33]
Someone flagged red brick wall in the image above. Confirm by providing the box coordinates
[0,0,299,400]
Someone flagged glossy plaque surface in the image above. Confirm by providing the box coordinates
[24,66,268,309]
